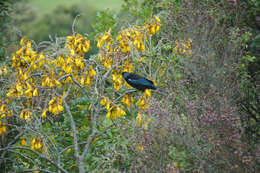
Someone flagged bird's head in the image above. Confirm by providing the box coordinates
[122,72,130,79]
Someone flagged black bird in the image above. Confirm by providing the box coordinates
[122,72,157,91]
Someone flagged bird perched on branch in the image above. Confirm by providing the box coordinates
[122,72,157,91]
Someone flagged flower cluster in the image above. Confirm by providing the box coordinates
[97,30,114,50]
[0,103,12,119]
[81,65,97,87]
[41,71,61,88]
[96,16,160,100]
[144,15,161,35]
[0,122,6,135]
[100,97,126,119]
[6,33,94,123]
[173,38,192,56]
[137,89,151,110]
[20,137,26,146]
[117,26,146,52]
[47,96,64,116]
[65,33,90,55]
[0,65,7,76]
[31,136,44,152]
[106,105,126,119]
[121,93,134,108]
[112,70,123,91]
[20,109,31,122]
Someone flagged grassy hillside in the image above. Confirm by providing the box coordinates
[29,0,123,15]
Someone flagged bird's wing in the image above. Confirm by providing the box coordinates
[128,78,154,87]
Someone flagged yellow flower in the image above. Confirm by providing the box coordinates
[20,109,31,121]
[80,75,85,86]
[20,137,26,146]
[100,97,108,106]
[57,56,65,67]
[31,136,44,152]
[144,89,151,98]
[75,56,84,70]
[137,96,149,110]
[0,66,8,76]
[55,80,61,88]
[42,109,48,118]
[16,82,24,94]
[136,145,144,151]
[65,148,71,154]
[0,104,7,113]
[144,16,161,35]
[0,122,6,135]
[48,97,64,115]
[89,65,96,76]
[41,75,50,87]
[97,30,113,49]
[65,34,90,55]
[154,15,160,23]
[7,110,12,117]
[123,60,133,72]
[6,88,17,98]
[103,56,112,69]
[106,105,126,119]
[121,94,134,108]
[112,70,122,91]
[117,30,131,53]
[64,76,72,83]
[136,112,143,127]
[85,75,91,87]
[24,83,33,97]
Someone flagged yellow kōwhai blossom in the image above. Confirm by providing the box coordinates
[137,96,149,110]
[24,83,35,97]
[112,70,123,91]
[0,104,7,118]
[97,30,114,50]
[65,34,90,55]
[106,105,126,119]
[81,65,96,87]
[20,137,26,146]
[41,72,61,88]
[0,104,7,113]
[144,16,161,35]
[136,145,144,151]
[100,97,110,106]
[0,66,8,76]
[117,30,131,53]
[0,122,6,135]
[121,94,134,108]
[144,89,152,98]
[117,27,146,52]
[137,89,152,110]
[31,136,44,152]
[42,109,48,118]
[131,27,146,51]
[48,97,64,115]
[123,59,133,72]
[20,109,31,121]
[75,56,85,70]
